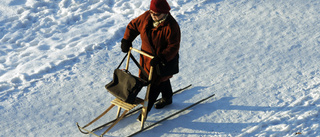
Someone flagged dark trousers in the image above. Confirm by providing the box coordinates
[147,79,173,113]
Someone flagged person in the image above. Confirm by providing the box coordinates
[120,0,181,120]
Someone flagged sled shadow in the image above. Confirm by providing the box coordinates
[134,96,249,136]
[135,87,298,136]
[91,85,293,136]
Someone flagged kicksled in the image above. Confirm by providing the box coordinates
[76,48,215,136]
[77,47,154,136]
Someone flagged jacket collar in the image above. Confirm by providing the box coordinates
[147,12,172,29]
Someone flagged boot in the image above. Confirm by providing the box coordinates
[154,98,172,109]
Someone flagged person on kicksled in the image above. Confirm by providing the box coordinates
[120,0,181,120]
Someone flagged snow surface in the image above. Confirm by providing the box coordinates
[1,0,320,136]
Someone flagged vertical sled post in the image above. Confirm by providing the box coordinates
[130,47,154,129]
[141,66,153,129]
[125,49,131,71]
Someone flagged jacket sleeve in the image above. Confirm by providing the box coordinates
[123,11,149,42]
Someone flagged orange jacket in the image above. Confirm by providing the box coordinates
[123,11,181,82]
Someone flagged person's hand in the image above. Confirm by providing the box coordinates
[150,56,162,66]
[121,38,132,53]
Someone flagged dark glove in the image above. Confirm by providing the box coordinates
[150,55,165,66]
[121,38,132,53]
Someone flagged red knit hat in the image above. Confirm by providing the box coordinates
[150,0,171,14]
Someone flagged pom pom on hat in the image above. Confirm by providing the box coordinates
[150,0,171,14]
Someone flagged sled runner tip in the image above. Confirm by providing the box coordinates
[77,122,102,136]
[76,122,89,134]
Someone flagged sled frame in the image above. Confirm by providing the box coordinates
[77,47,154,136]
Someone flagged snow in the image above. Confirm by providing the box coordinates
[1,0,320,136]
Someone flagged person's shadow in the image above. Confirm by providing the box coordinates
[92,85,306,136]
[133,86,304,136]
[145,96,257,136]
